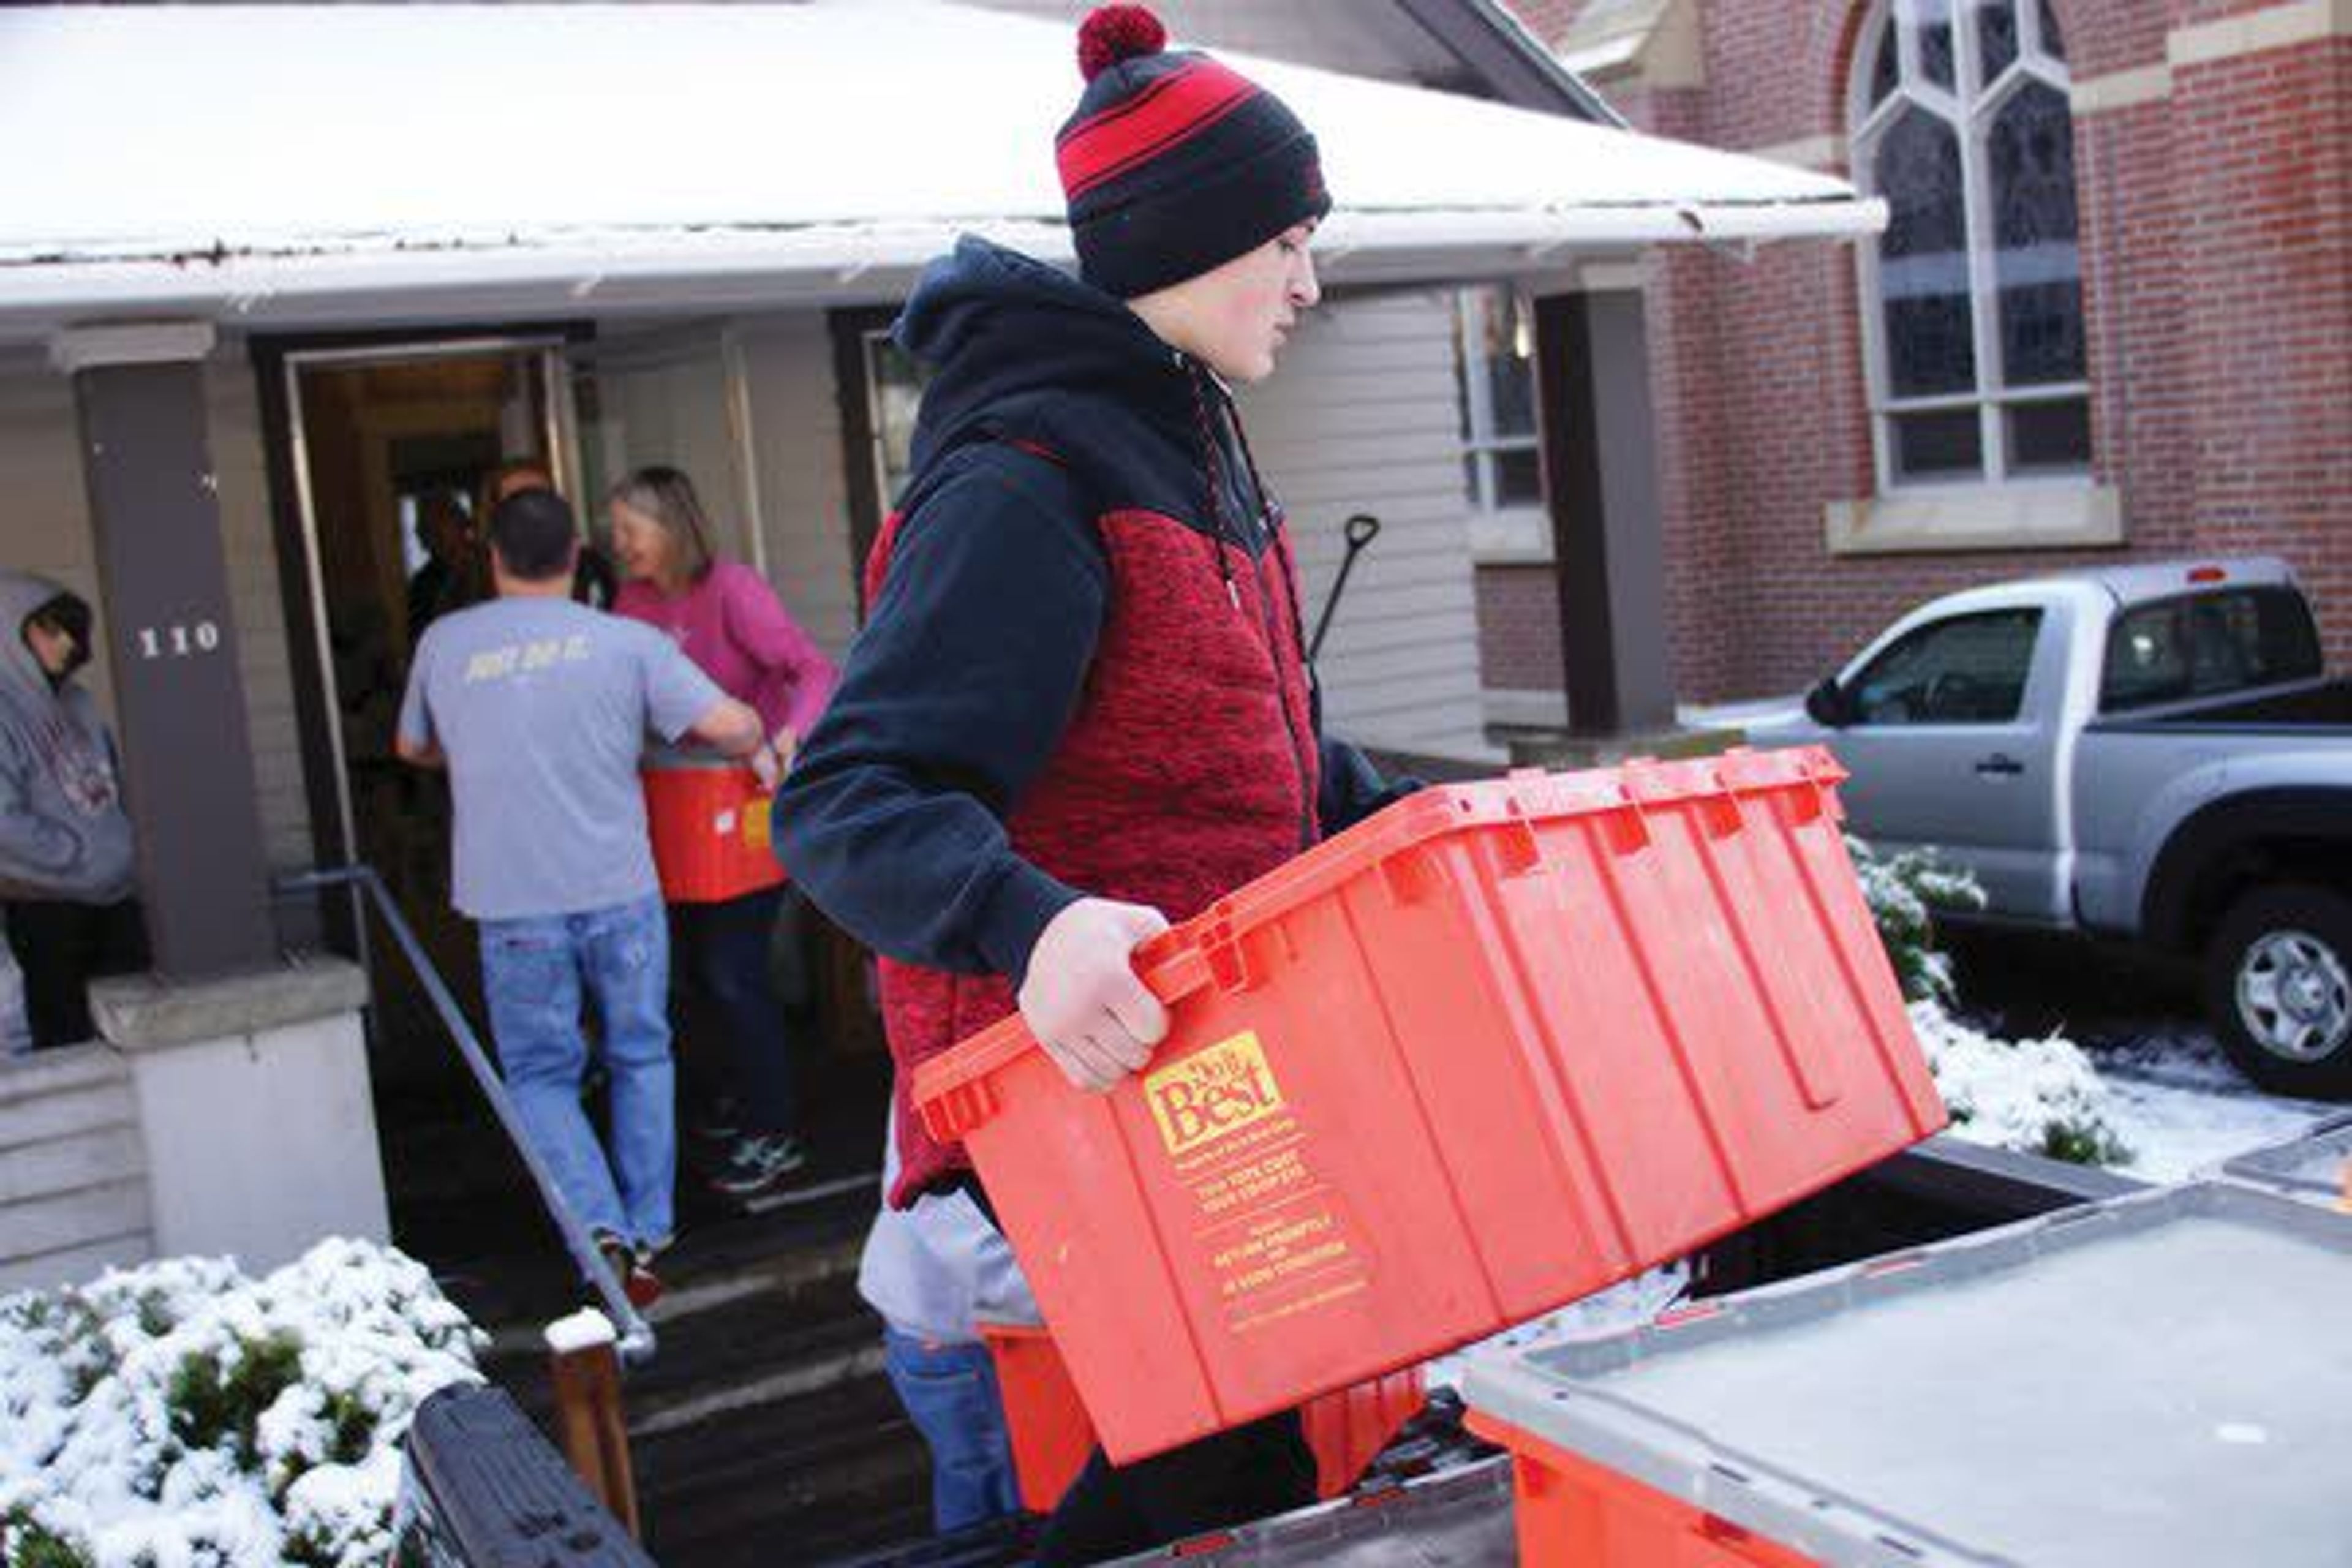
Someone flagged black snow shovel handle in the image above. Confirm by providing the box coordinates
[1308,513,1381,665]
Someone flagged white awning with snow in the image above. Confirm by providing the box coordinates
[0,1,1882,339]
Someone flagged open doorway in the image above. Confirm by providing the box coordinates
[268,337,594,1264]
[273,330,892,1275]
[286,341,575,1066]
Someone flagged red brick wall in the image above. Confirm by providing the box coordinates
[1487,2,2352,703]
[1475,565,1569,691]
[1501,0,1581,43]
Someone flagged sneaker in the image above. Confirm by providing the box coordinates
[593,1232,664,1311]
[707,1133,810,1199]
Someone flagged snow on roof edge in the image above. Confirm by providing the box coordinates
[0,196,1884,280]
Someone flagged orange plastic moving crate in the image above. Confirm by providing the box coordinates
[976,1324,1099,1515]
[1463,1412,1817,1567]
[1461,1182,2352,1567]
[913,747,1945,1464]
[976,1321,1423,1513]
[641,756,784,904]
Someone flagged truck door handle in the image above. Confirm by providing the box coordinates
[1975,753,2024,777]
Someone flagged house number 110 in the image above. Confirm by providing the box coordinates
[137,622,221,660]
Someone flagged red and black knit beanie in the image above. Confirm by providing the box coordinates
[1056,5,1332,299]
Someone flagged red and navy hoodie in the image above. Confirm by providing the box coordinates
[774,237,1408,1207]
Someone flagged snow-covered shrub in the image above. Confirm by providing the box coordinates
[0,1238,484,1568]
[1910,1001,2133,1166]
[1847,837,2132,1166]
[1849,834,1986,1004]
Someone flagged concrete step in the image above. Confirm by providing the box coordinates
[0,1046,154,1294]
[0,1120,145,1205]
[0,1043,127,1108]
[0,1045,137,1153]
[0,1229,152,1296]
[3,1175,149,1259]
[636,1371,936,1568]
[386,1048,929,1566]
[473,1202,941,1568]
[483,1231,876,1428]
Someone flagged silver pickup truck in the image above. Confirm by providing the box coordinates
[1741,556,2352,1098]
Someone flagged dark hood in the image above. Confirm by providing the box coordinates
[0,573,85,699]
[0,571,134,902]
[892,237,1280,551]
[893,237,1199,479]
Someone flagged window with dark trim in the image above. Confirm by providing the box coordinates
[1850,0,2086,487]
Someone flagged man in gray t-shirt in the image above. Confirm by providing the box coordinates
[402,588,728,924]
[398,488,766,1305]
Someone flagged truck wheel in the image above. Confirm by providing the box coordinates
[2206,885,2352,1099]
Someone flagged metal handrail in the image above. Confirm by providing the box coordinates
[280,865,657,1363]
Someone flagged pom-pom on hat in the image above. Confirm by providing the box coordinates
[1057,4,1331,299]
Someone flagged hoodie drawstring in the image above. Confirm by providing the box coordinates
[1221,400,1315,677]
[1184,365,1320,846]
[1183,365,1243,611]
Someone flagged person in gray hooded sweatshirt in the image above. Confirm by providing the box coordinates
[0,572,141,1051]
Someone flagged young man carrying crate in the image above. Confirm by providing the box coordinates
[776,7,1411,1559]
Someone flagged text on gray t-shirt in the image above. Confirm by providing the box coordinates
[398,597,725,921]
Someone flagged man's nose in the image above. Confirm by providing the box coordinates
[1292,249,1321,309]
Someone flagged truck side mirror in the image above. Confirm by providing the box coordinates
[1805,677,1852,728]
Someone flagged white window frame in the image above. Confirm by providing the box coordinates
[861,326,930,512]
[1849,0,2089,495]
[1454,287,1550,562]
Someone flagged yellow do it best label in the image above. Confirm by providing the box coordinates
[1146,1030,1285,1158]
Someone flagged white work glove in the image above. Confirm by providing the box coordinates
[750,727,796,792]
[1019,897,1170,1092]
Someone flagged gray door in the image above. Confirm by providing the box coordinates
[1830,606,2065,920]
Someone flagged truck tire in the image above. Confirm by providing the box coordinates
[2206,884,2352,1099]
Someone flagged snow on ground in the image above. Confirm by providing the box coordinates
[1928,922,2341,1183]
[2013,1019,2337,1185]
[1911,1002,2127,1163]
[1921,995,2334,1183]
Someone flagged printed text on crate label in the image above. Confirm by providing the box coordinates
[1151,1031,1373,1332]
[1147,1030,1285,1155]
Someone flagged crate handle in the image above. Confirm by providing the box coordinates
[1488,818,1543,879]
[918,1074,1003,1142]
[1134,930,1215,1004]
[1697,789,1745,839]
[1381,843,1447,904]
[1599,801,1652,855]
[911,923,1235,1123]
[1203,937,1257,994]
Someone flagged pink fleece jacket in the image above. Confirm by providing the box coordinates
[613,561,837,740]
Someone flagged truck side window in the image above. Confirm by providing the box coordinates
[2100,587,2322,712]
[1850,609,2042,726]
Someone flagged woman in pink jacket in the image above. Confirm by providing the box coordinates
[610,466,836,1199]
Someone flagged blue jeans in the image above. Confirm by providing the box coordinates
[883,1328,1022,1534]
[479,894,674,1248]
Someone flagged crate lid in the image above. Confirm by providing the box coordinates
[2220,1112,2352,1205]
[1462,1183,2352,1568]
[1099,1455,1515,1567]
[916,746,1848,1111]
[640,743,759,772]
